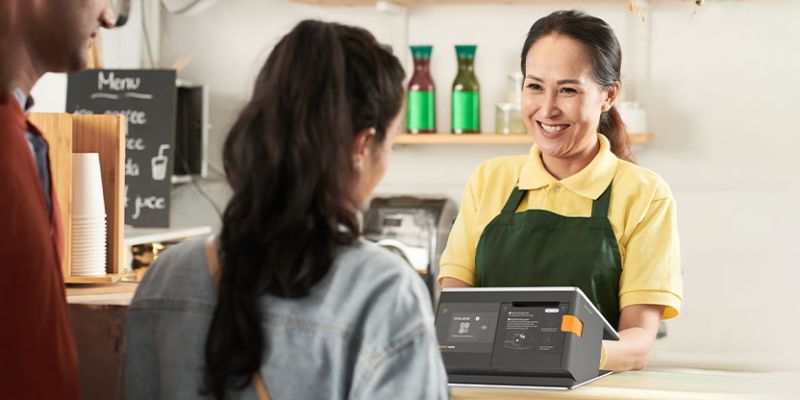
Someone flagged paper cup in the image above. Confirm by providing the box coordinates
[72,153,106,218]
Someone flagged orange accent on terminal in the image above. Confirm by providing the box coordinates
[561,315,583,337]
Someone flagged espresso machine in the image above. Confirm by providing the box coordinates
[363,196,458,303]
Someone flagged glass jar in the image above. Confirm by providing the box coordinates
[495,72,525,134]
[495,103,525,135]
[407,45,436,134]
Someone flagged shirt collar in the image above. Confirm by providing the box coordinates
[12,87,34,113]
[518,134,618,200]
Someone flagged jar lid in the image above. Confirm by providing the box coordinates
[410,45,433,59]
[455,45,477,59]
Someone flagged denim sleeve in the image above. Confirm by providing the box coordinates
[350,324,449,400]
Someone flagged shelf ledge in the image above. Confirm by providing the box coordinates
[395,132,653,145]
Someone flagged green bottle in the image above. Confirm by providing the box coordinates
[407,45,436,134]
[451,45,480,134]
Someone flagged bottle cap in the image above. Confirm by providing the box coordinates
[410,45,433,59]
[455,45,477,59]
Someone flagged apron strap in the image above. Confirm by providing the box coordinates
[499,186,526,223]
[591,183,613,218]
[204,236,271,400]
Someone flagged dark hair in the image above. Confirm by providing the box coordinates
[520,10,634,162]
[203,20,405,399]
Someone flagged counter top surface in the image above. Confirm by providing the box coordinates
[67,282,137,305]
[451,368,793,399]
[124,225,212,247]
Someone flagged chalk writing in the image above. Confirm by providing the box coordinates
[67,69,176,227]
[98,71,141,91]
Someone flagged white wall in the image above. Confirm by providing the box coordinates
[159,0,800,371]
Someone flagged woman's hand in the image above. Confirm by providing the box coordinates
[601,304,664,371]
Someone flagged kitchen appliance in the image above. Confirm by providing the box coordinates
[363,196,457,301]
[435,287,619,390]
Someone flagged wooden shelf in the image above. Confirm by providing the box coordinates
[396,132,653,145]
[294,0,648,5]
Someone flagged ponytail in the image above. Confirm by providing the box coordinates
[599,106,634,163]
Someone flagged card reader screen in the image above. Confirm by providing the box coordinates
[448,312,496,343]
[436,302,499,353]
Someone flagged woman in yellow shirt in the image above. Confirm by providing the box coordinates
[438,10,683,372]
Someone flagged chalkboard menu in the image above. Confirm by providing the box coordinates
[66,69,177,228]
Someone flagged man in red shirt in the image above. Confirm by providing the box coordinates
[0,2,119,398]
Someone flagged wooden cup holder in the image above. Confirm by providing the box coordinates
[30,113,125,284]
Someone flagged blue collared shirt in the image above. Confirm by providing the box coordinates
[14,88,52,215]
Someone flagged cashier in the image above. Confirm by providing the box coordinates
[438,10,683,372]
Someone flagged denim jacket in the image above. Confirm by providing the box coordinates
[123,238,449,399]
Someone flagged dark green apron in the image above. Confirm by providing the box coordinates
[475,183,622,328]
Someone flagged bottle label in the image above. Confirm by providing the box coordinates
[407,91,436,131]
[452,91,480,133]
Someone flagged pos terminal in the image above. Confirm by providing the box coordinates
[435,287,619,390]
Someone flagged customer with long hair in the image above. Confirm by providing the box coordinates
[124,20,448,399]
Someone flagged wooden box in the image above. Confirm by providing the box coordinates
[29,113,126,283]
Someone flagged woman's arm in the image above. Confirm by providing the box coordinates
[440,277,472,288]
[601,304,663,371]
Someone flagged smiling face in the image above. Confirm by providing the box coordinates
[522,34,618,163]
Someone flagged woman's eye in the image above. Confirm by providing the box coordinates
[560,87,578,95]
[526,83,542,91]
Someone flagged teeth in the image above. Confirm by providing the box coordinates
[541,123,568,133]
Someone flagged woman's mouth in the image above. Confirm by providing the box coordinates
[537,121,570,139]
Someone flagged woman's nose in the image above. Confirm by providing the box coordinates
[539,93,560,118]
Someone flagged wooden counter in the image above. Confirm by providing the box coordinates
[452,368,793,400]
[66,283,137,400]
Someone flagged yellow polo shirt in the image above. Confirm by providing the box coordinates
[438,134,683,319]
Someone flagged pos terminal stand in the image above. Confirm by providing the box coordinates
[435,287,619,390]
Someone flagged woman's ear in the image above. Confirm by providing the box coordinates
[352,127,376,171]
[603,81,621,112]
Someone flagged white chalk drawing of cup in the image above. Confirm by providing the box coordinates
[151,144,170,181]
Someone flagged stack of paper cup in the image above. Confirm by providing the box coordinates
[71,153,107,277]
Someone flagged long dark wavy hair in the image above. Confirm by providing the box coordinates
[521,10,634,162]
[202,20,405,399]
